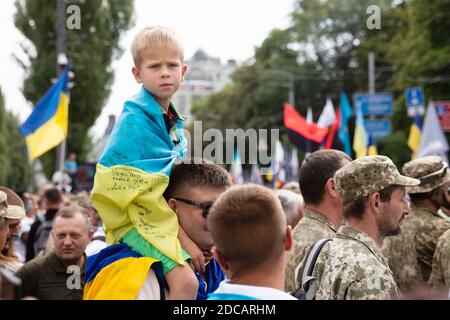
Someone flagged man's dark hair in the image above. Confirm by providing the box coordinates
[164,158,232,199]
[344,184,399,219]
[299,150,351,205]
[44,188,62,205]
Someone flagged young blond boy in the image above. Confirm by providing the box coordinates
[91,26,204,300]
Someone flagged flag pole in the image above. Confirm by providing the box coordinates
[55,0,67,177]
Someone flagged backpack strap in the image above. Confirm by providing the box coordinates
[292,238,331,300]
[91,235,106,242]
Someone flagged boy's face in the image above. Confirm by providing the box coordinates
[132,43,187,109]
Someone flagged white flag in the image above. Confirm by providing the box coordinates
[274,140,286,182]
[230,150,244,184]
[306,107,313,124]
[417,100,449,163]
[250,164,262,184]
[290,148,299,179]
[305,107,314,156]
[317,97,336,128]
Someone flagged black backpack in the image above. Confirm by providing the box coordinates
[292,238,331,300]
[33,215,54,256]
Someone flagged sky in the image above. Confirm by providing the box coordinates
[0,0,294,140]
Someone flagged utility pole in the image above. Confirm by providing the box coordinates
[368,52,375,94]
[288,73,295,106]
[55,0,67,175]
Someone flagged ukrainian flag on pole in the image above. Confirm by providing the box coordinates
[367,134,378,156]
[408,113,422,159]
[353,106,368,158]
[19,67,70,160]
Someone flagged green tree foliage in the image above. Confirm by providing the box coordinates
[14,0,134,176]
[193,0,449,167]
[0,87,32,190]
[0,88,9,184]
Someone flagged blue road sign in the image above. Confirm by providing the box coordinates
[353,93,393,116]
[365,119,391,138]
[406,87,424,107]
[406,87,425,117]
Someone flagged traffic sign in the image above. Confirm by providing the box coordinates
[406,87,425,116]
[364,119,391,138]
[353,93,393,116]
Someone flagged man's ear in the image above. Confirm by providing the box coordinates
[131,66,142,84]
[369,192,381,214]
[213,247,230,274]
[167,198,178,213]
[87,229,94,242]
[285,225,293,252]
[325,178,338,198]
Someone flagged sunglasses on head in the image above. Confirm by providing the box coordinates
[173,197,214,218]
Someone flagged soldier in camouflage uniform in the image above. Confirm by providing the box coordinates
[428,228,450,288]
[381,156,450,292]
[309,155,419,299]
[285,150,351,292]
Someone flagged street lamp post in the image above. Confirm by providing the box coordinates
[55,0,67,176]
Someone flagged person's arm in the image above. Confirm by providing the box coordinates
[178,225,205,273]
[15,261,40,299]
[344,276,399,300]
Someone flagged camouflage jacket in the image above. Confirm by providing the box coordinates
[313,226,400,300]
[285,209,337,292]
[381,206,450,291]
[428,228,450,288]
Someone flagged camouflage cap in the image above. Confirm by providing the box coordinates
[402,156,450,193]
[0,187,26,219]
[0,191,7,218]
[334,155,420,205]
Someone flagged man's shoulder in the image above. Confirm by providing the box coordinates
[326,237,379,266]
[293,216,335,242]
[17,254,49,276]
[317,239,387,284]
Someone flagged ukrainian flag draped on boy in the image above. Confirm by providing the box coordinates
[91,85,187,265]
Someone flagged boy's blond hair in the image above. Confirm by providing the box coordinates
[131,26,184,68]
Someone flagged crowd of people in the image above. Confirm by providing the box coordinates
[1,25,449,301]
[0,152,449,300]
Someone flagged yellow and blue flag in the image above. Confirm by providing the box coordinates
[19,67,70,159]
[84,243,164,300]
[408,113,422,159]
[353,106,368,158]
[367,134,378,156]
[91,85,187,266]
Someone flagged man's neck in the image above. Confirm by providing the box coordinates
[307,201,343,230]
[228,260,285,291]
[347,215,382,247]
[61,255,85,269]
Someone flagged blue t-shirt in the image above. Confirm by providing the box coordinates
[196,258,226,300]
[64,160,77,174]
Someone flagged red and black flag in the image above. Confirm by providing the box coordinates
[283,103,328,153]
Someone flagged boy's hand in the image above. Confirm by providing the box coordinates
[203,249,213,264]
[178,225,205,273]
[188,247,206,274]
